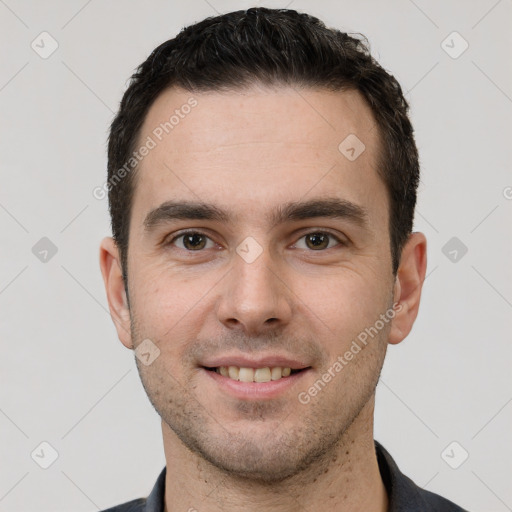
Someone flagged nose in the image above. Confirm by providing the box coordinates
[216,245,293,336]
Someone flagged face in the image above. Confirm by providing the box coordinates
[108,85,404,482]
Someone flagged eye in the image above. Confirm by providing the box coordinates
[165,230,345,252]
[167,231,216,251]
[294,231,344,251]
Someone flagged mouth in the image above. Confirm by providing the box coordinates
[199,355,312,400]
[202,365,308,383]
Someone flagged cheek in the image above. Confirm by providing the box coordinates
[129,268,205,347]
[306,267,391,341]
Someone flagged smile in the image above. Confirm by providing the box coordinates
[199,354,312,399]
[205,365,302,382]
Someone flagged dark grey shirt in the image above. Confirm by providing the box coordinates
[100,441,468,511]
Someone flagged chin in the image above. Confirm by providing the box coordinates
[198,445,317,483]
[172,419,336,484]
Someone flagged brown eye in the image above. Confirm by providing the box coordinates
[295,231,343,251]
[169,231,214,251]
[305,233,329,250]
[182,233,206,250]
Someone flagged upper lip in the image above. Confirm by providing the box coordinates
[200,354,311,370]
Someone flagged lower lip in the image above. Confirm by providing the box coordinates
[201,368,310,400]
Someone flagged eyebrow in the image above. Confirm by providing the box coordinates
[143,197,369,232]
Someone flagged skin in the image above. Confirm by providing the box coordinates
[100,84,427,512]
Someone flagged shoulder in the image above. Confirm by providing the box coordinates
[99,465,166,512]
[375,440,469,512]
[397,470,469,511]
[420,489,468,511]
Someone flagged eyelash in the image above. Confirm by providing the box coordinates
[165,230,346,252]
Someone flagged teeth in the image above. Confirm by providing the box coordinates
[239,367,254,382]
[228,366,239,380]
[215,366,294,382]
[271,367,283,380]
[254,367,271,382]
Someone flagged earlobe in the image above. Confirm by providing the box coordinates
[99,237,133,349]
[388,232,427,345]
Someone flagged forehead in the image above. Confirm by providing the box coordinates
[131,85,385,231]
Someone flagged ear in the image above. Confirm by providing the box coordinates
[99,236,133,349]
[388,232,427,345]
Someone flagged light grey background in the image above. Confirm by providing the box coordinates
[1,1,511,511]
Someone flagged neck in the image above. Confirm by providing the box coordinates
[162,398,388,512]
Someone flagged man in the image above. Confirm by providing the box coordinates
[99,7,468,512]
